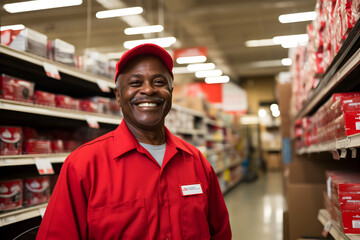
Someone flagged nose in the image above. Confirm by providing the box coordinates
[140,81,155,95]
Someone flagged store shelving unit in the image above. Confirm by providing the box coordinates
[318,209,360,240]
[0,153,69,167]
[288,20,360,240]
[0,203,47,227]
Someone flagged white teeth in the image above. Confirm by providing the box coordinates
[138,103,157,107]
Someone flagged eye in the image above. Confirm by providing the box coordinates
[154,78,167,86]
[129,80,142,87]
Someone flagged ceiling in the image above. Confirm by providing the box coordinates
[0,0,317,85]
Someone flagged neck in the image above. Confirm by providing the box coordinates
[125,120,166,145]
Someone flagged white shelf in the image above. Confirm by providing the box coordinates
[318,209,360,240]
[296,47,360,119]
[0,45,115,89]
[0,203,47,227]
[0,153,69,167]
[0,99,121,125]
[297,134,360,155]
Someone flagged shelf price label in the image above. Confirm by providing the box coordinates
[86,116,100,129]
[39,207,47,218]
[43,62,61,80]
[35,158,54,175]
[97,80,111,93]
[322,221,332,237]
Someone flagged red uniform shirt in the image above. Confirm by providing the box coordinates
[36,120,231,240]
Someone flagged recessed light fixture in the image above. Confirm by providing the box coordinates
[187,63,216,72]
[3,0,82,13]
[281,58,292,66]
[176,56,207,64]
[124,25,164,35]
[96,7,143,19]
[123,37,176,49]
[205,76,230,84]
[245,39,278,47]
[195,70,223,78]
[279,11,316,23]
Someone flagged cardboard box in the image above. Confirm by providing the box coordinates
[287,182,326,240]
[277,82,292,137]
[283,211,290,240]
[9,28,47,58]
[263,152,282,170]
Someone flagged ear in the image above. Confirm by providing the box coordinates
[113,88,121,107]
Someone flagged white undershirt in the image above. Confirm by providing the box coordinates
[139,142,166,167]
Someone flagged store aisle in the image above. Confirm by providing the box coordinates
[224,172,286,240]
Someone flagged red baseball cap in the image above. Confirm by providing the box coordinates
[114,43,174,83]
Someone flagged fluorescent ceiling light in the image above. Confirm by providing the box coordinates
[0,24,25,31]
[96,7,143,19]
[205,76,230,84]
[176,56,207,64]
[273,34,308,44]
[123,37,176,49]
[281,58,292,66]
[195,69,223,78]
[124,25,164,35]
[258,109,267,118]
[187,63,215,72]
[272,109,281,117]
[173,67,191,74]
[3,0,82,13]
[279,11,316,23]
[245,39,278,47]
[270,104,279,112]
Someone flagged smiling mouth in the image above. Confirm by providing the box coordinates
[137,102,159,107]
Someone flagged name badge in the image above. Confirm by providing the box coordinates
[180,183,203,196]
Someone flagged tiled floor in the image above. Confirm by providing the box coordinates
[224,171,286,240]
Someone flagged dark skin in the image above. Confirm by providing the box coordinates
[114,55,173,145]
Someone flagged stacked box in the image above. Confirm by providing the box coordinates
[0,74,35,103]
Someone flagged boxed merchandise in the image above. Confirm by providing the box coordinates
[0,179,23,211]
[92,97,111,114]
[63,140,80,152]
[8,28,48,58]
[24,139,52,154]
[51,139,64,153]
[23,176,50,206]
[109,99,121,116]
[55,94,79,110]
[0,29,22,46]
[0,126,22,155]
[80,99,98,113]
[34,90,56,107]
[47,38,75,66]
[0,74,35,103]
[84,51,109,78]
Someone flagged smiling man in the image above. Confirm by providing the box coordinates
[36,43,231,240]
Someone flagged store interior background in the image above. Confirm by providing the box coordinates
[2,0,360,240]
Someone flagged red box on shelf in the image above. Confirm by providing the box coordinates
[80,99,98,113]
[23,176,50,206]
[55,94,79,110]
[339,193,360,211]
[34,90,56,107]
[0,179,23,211]
[63,140,80,152]
[343,112,360,136]
[0,126,22,155]
[341,210,360,234]
[24,139,52,154]
[0,74,35,103]
[51,139,64,153]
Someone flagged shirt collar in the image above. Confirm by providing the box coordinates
[112,120,193,160]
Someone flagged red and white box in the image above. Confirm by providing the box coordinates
[0,126,22,155]
[47,38,75,67]
[55,94,79,110]
[0,29,22,46]
[0,179,23,211]
[34,90,56,107]
[23,139,52,154]
[80,99,98,113]
[0,74,35,103]
[51,139,64,153]
[8,28,48,58]
[341,210,360,234]
[92,97,111,114]
[23,176,50,206]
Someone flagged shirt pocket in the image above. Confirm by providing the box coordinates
[181,194,210,240]
[88,198,149,240]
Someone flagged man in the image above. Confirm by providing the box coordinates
[36,43,231,240]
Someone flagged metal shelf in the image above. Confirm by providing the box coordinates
[0,153,69,167]
[0,99,121,125]
[0,45,115,89]
[297,134,360,155]
[295,21,360,119]
[318,209,360,240]
[0,203,47,227]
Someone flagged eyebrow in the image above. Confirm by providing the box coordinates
[128,73,169,80]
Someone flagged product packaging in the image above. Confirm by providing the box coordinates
[47,38,75,66]
[80,99,98,113]
[55,94,79,110]
[34,90,57,107]
[23,176,50,206]
[0,74,35,103]
[0,126,22,155]
[0,179,23,211]
[9,28,48,58]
